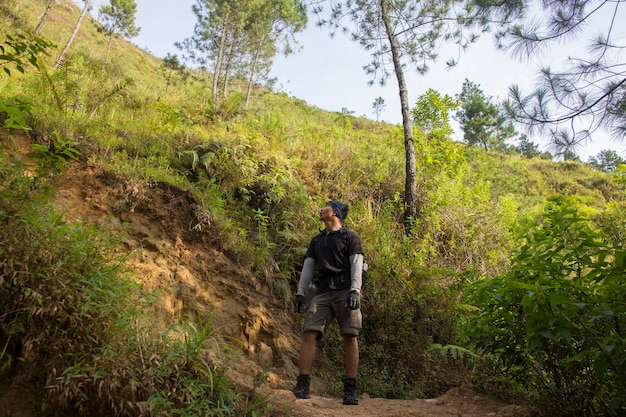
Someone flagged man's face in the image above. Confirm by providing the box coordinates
[319,205,334,221]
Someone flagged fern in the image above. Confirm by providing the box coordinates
[427,343,481,361]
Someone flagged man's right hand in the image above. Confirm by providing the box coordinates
[295,295,306,313]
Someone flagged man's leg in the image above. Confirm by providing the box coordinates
[342,334,359,378]
[299,330,318,375]
[342,334,359,405]
[293,330,318,399]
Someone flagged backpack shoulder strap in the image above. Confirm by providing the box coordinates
[309,229,324,249]
[340,226,359,248]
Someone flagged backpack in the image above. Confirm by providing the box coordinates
[310,227,368,289]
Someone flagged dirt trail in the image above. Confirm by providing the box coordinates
[46,164,532,417]
[266,388,529,417]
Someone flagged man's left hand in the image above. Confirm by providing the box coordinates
[296,295,306,313]
[348,291,360,310]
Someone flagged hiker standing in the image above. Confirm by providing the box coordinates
[292,200,365,405]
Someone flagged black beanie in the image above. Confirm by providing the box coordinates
[327,200,348,220]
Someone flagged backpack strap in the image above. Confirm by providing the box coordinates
[310,230,324,249]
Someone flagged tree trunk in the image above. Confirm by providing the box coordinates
[212,22,228,112]
[381,0,418,233]
[245,33,267,109]
[105,33,113,63]
[222,41,236,98]
[105,26,117,63]
[34,0,57,35]
[54,0,91,69]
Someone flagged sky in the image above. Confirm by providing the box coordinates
[84,0,625,161]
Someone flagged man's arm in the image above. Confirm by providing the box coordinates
[296,257,316,296]
[349,253,364,294]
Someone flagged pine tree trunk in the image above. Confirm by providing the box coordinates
[212,22,228,112]
[34,0,57,35]
[105,27,116,63]
[54,0,91,69]
[245,34,267,109]
[381,0,418,233]
[222,42,236,98]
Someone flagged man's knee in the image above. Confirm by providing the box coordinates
[303,330,319,343]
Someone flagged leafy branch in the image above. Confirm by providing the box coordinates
[0,33,54,76]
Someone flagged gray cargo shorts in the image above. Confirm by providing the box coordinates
[302,288,362,339]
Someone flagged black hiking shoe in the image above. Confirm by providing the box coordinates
[292,375,310,399]
[342,378,359,405]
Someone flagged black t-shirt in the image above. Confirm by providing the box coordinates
[305,227,363,293]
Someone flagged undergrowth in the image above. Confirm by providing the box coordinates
[465,201,626,416]
[0,131,274,417]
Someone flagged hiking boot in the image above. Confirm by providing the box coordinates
[292,375,310,399]
[342,378,359,405]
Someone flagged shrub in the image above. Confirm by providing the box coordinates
[465,202,626,416]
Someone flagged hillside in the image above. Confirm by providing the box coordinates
[8,150,529,417]
[1,0,625,416]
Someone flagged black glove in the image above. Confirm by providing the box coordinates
[295,295,306,313]
[348,291,360,310]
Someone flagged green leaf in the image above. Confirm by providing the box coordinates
[558,327,572,343]
[31,144,48,153]
[0,101,29,131]
[549,293,573,306]
[616,251,625,269]
[594,357,610,379]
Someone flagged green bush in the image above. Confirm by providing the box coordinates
[465,202,626,416]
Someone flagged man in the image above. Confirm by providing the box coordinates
[292,200,365,405]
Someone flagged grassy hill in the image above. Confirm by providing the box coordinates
[1,0,625,415]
